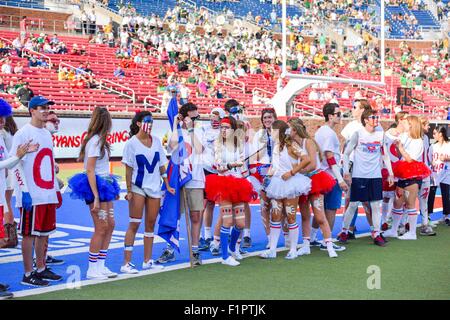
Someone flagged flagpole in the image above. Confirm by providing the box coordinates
[182,187,194,268]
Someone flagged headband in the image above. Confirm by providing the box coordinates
[220,118,231,125]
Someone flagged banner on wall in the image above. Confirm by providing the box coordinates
[14,117,174,159]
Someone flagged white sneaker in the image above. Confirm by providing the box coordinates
[142,259,164,270]
[86,267,108,280]
[100,266,118,278]
[382,229,398,238]
[327,248,338,258]
[221,256,240,266]
[228,247,243,260]
[265,242,270,249]
[285,250,298,260]
[120,263,139,274]
[259,250,276,259]
[429,220,439,227]
[297,246,311,256]
[284,237,291,249]
[398,232,417,240]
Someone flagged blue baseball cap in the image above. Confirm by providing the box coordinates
[28,96,55,109]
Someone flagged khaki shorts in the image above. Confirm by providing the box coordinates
[180,188,204,213]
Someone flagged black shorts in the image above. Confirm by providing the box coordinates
[397,179,422,189]
[350,177,382,202]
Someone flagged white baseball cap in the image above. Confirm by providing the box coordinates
[211,107,226,119]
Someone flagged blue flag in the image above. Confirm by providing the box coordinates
[158,97,192,252]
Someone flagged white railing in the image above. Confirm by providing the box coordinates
[217,75,246,93]
[99,78,136,104]
[179,0,197,9]
[143,95,162,111]
[252,87,275,97]
[293,101,322,118]
[0,36,53,69]
[58,61,136,106]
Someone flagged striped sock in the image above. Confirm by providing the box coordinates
[391,208,403,231]
[406,208,418,235]
[192,246,199,253]
[98,250,107,269]
[269,221,282,252]
[213,235,220,246]
[229,226,242,252]
[88,252,98,270]
[220,226,230,260]
[288,223,299,252]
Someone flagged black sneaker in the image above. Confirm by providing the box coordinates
[348,230,356,240]
[241,236,252,248]
[380,233,389,243]
[0,283,10,292]
[0,291,13,300]
[46,255,65,266]
[36,267,62,282]
[21,272,49,287]
[445,218,450,226]
[156,249,175,264]
[192,252,202,266]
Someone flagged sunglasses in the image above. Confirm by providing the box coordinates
[333,111,341,117]
[368,115,380,120]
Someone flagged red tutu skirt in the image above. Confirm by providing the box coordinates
[392,160,431,180]
[309,170,336,195]
[382,168,396,191]
[205,174,256,203]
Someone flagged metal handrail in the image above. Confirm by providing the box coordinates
[100,78,136,103]
[293,101,322,118]
[143,95,162,111]
[252,87,275,97]
[218,75,246,93]
[0,36,54,69]
[179,0,197,9]
[58,61,136,106]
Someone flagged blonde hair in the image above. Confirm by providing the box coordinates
[407,115,423,139]
[288,118,323,162]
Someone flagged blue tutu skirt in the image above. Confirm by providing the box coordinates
[68,173,121,203]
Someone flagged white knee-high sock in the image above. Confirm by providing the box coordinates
[310,227,319,242]
[382,198,393,223]
[406,208,418,236]
[419,196,429,227]
[288,223,299,252]
[391,207,403,231]
[342,201,359,231]
[269,221,281,252]
[370,201,382,238]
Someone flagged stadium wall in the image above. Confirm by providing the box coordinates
[0,6,71,33]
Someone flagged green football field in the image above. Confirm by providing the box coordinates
[21,225,450,300]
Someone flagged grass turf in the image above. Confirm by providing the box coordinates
[21,226,450,300]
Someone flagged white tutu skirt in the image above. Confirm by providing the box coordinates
[247,175,263,194]
[266,174,312,200]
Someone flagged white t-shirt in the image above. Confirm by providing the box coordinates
[399,133,423,161]
[384,129,402,163]
[122,135,168,194]
[201,123,220,173]
[11,123,58,206]
[431,142,450,185]
[83,134,110,176]
[0,137,9,206]
[350,126,385,179]
[315,124,341,178]
[169,127,205,189]
[252,129,272,165]
[341,120,364,162]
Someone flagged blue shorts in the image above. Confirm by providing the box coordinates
[350,178,382,202]
[324,181,342,210]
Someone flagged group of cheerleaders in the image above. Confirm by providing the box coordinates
[67,98,443,279]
